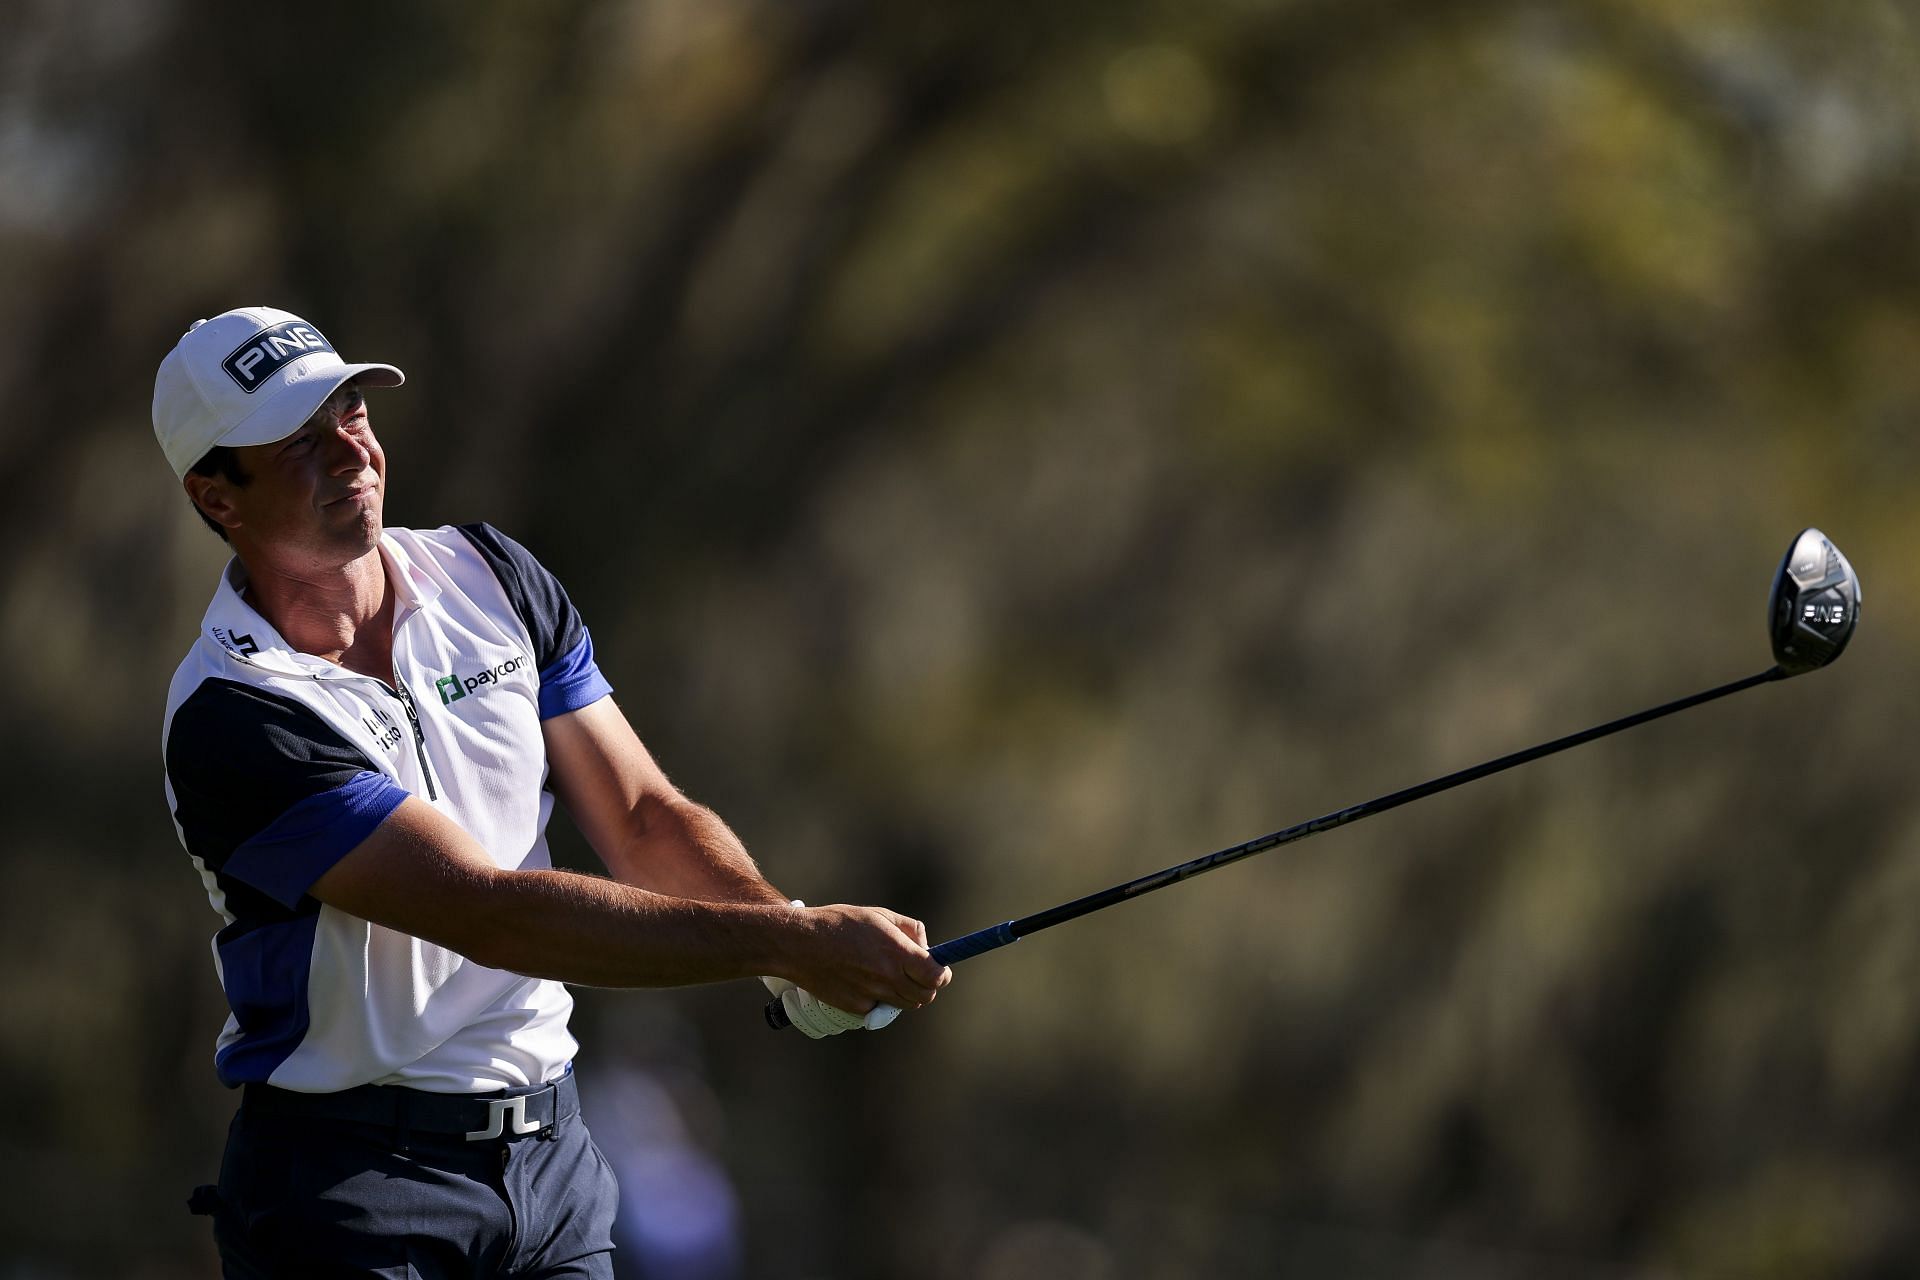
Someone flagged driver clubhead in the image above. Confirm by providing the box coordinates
[1770,528,1861,676]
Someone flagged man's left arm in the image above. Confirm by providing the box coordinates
[543,696,788,905]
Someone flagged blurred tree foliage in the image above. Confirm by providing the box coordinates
[3,0,1919,1276]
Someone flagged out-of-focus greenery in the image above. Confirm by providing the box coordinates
[4,1,1918,1275]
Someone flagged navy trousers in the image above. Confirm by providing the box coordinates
[192,1078,619,1279]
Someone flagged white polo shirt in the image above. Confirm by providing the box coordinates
[162,524,613,1094]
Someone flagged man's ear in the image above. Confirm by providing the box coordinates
[184,473,243,535]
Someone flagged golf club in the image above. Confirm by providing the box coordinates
[768,527,1861,1032]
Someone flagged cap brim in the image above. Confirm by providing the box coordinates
[217,362,406,450]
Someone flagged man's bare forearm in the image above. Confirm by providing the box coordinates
[542,700,789,906]
[312,797,949,1013]
[315,799,794,987]
[605,793,790,906]
[464,866,795,987]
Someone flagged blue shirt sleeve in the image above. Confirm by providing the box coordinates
[538,631,614,719]
[456,523,613,720]
[166,679,409,906]
[223,771,409,908]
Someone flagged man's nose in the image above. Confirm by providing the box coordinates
[325,423,371,471]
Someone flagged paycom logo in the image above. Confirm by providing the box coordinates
[436,655,527,705]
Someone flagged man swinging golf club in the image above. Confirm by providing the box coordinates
[156,306,948,1278]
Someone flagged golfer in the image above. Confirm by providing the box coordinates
[155,306,949,1278]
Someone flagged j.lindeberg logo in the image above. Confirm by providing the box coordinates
[212,626,260,656]
[436,655,528,705]
[221,321,335,392]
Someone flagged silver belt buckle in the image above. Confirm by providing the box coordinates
[464,1094,545,1141]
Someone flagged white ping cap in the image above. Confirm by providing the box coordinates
[153,306,404,479]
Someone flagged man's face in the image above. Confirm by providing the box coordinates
[224,383,387,568]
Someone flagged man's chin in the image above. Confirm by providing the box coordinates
[326,504,384,556]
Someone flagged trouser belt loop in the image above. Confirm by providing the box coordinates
[391,1082,412,1151]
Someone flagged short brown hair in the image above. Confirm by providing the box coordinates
[186,446,250,542]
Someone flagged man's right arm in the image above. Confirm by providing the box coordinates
[309,796,945,1012]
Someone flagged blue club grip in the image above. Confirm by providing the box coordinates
[929,921,1018,966]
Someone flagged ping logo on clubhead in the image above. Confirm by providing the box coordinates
[221,321,335,392]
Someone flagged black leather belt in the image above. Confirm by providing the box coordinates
[241,1072,578,1142]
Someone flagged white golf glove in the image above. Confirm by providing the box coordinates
[760,975,870,1038]
[762,901,903,1038]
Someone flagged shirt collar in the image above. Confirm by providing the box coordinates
[377,529,443,617]
[200,558,326,677]
[199,532,439,676]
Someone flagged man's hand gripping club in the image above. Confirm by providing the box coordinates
[761,901,950,1039]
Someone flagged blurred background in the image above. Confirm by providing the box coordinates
[3,0,1918,1276]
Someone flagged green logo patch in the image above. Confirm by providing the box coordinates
[432,655,528,706]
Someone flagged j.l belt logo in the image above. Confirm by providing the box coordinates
[221,321,335,392]
[436,655,529,705]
